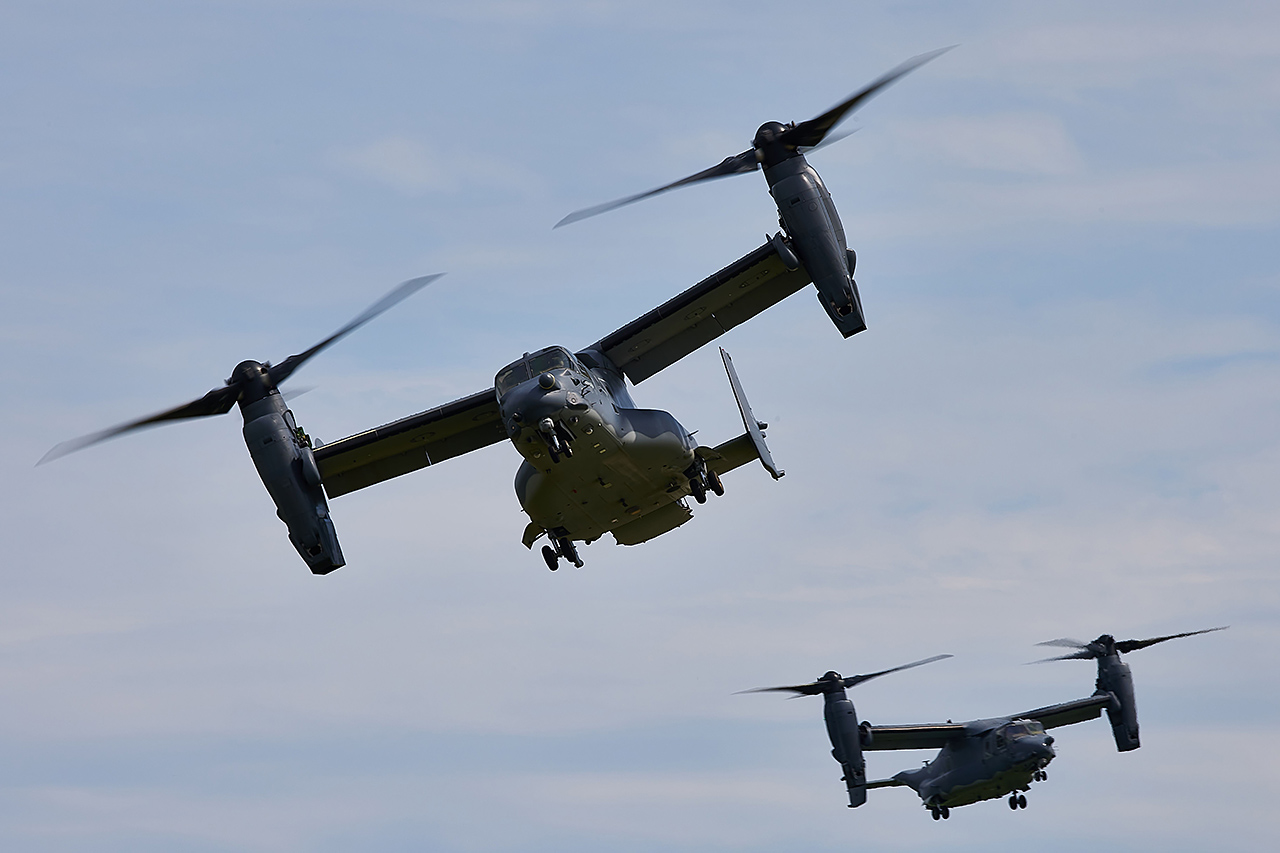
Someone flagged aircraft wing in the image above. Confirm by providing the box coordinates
[585,238,812,384]
[1016,694,1113,730]
[864,723,968,751]
[314,389,506,497]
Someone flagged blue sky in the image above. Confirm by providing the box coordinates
[2,1,1278,850]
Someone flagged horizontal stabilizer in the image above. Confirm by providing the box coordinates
[697,434,758,476]
[867,778,908,790]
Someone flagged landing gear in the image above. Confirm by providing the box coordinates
[685,460,722,504]
[929,806,950,821]
[541,533,583,571]
[1008,793,1027,810]
[559,536,582,568]
[1033,769,1047,782]
[689,474,706,504]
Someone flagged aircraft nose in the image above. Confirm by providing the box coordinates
[506,383,586,427]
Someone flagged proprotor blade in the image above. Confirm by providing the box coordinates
[1036,638,1091,650]
[738,654,952,697]
[776,46,955,149]
[1114,626,1228,654]
[41,274,440,465]
[38,385,240,465]
[841,654,953,688]
[1029,650,1099,664]
[267,273,443,386]
[554,149,758,228]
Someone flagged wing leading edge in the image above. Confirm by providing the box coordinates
[1015,694,1114,730]
[314,389,505,497]
[863,723,969,751]
[864,693,1116,751]
[586,237,812,384]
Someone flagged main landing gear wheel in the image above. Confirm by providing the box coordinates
[689,474,707,504]
[931,808,940,821]
[541,537,582,570]
[1009,793,1027,810]
[707,469,724,496]
[558,536,583,568]
[941,807,949,819]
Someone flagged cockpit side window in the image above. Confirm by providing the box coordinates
[495,362,531,395]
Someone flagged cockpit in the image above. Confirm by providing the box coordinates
[495,347,582,397]
[1005,721,1046,739]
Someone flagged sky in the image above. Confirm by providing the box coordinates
[2,0,1278,850]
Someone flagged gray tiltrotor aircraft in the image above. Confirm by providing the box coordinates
[744,627,1225,820]
[557,48,952,338]
[44,55,953,573]
[45,217,864,572]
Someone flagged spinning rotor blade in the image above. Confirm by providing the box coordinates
[1031,626,1227,663]
[267,273,442,385]
[1114,626,1228,654]
[738,654,952,697]
[38,385,240,464]
[554,150,759,228]
[1036,638,1091,650]
[41,274,440,465]
[775,46,954,149]
[796,127,858,155]
[1030,650,1097,664]
[555,47,952,229]
[841,654,954,689]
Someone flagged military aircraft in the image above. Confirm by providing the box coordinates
[743,627,1226,820]
[43,54,953,574]
[557,47,953,338]
[42,222,854,573]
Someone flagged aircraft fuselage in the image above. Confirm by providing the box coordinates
[496,346,704,550]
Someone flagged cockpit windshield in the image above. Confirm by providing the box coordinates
[528,348,571,374]
[495,348,578,397]
[1006,721,1045,739]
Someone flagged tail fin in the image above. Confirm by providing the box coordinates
[719,348,783,479]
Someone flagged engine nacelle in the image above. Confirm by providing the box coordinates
[824,691,867,807]
[764,156,867,339]
[1096,655,1140,751]
[240,394,345,574]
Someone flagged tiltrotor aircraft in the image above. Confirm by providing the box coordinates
[558,47,952,338]
[743,627,1225,820]
[44,55,952,574]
